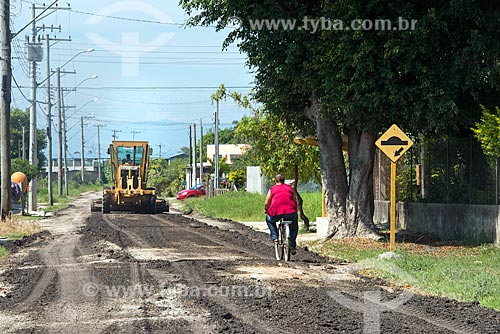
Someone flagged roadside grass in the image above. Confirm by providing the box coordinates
[36,180,102,212]
[0,216,41,240]
[311,238,500,311]
[184,191,265,221]
[183,191,323,222]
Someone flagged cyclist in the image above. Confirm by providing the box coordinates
[264,174,299,254]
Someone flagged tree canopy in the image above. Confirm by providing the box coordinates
[235,111,320,183]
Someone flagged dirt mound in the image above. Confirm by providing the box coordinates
[167,213,330,264]
[3,230,51,254]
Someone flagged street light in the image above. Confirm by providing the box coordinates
[61,74,98,95]
[64,98,98,194]
[67,99,98,125]
[38,48,94,87]
[59,75,98,195]
[38,47,95,207]
[57,70,98,196]
[80,113,95,182]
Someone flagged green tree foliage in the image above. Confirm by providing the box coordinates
[235,111,320,182]
[181,0,500,239]
[10,108,47,169]
[11,158,40,181]
[148,158,189,196]
[472,106,500,158]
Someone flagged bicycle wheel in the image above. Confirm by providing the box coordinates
[274,234,281,260]
[282,224,291,262]
[274,223,284,260]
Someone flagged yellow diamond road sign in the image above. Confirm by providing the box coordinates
[375,124,413,162]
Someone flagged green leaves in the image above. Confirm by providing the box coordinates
[235,111,320,182]
[472,106,500,158]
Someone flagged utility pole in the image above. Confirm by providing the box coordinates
[80,115,94,182]
[157,144,162,159]
[192,123,197,185]
[81,117,85,182]
[131,130,141,141]
[61,96,71,195]
[56,68,63,196]
[45,33,71,203]
[94,124,105,182]
[1,0,12,219]
[21,1,69,211]
[199,118,203,183]
[214,100,220,189]
[112,129,121,141]
[28,3,39,212]
[189,126,192,188]
[45,34,53,204]
[54,68,75,196]
[22,126,26,160]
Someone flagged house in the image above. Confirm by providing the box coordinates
[206,144,250,164]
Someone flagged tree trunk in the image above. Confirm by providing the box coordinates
[305,100,349,240]
[293,163,310,231]
[305,99,380,240]
[344,129,380,239]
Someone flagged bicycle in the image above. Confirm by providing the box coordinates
[274,219,292,261]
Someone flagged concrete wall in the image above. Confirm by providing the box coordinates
[374,200,500,244]
[246,166,266,195]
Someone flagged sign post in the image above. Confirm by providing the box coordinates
[375,124,413,252]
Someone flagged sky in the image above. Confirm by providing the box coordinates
[10,0,254,160]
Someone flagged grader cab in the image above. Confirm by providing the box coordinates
[92,141,168,214]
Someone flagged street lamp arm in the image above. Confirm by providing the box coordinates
[67,98,98,120]
[37,48,95,86]
[61,75,98,100]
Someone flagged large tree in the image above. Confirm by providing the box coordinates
[11,108,47,169]
[181,0,500,239]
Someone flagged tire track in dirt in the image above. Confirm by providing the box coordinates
[13,195,111,334]
[3,197,500,334]
[102,212,500,334]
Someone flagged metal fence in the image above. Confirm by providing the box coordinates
[374,136,498,205]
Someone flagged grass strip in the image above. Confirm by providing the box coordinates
[312,238,500,311]
[183,191,322,222]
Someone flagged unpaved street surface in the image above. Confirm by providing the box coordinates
[1,193,500,333]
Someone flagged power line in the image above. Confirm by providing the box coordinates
[75,92,209,106]
[11,73,31,104]
[44,41,239,49]
[67,8,235,29]
[60,60,246,65]
[48,48,242,54]
[47,54,246,61]
[19,85,253,91]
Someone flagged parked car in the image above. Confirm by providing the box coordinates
[176,183,206,200]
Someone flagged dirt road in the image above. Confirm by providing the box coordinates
[1,192,499,333]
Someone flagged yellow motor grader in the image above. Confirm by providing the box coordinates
[91,141,168,214]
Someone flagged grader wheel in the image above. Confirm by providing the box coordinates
[103,193,111,214]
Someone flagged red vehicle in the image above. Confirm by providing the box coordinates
[176,183,206,200]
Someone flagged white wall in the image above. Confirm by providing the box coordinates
[246,166,266,195]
